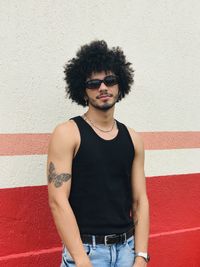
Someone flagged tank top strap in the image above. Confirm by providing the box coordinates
[69,115,87,135]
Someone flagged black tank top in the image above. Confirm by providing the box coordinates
[69,116,135,235]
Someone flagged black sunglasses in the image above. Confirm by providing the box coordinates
[85,75,118,89]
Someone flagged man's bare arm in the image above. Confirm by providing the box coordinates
[129,129,150,266]
[47,121,92,267]
[48,161,71,187]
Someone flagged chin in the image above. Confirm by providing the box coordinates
[89,97,118,111]
[96,102,116,111]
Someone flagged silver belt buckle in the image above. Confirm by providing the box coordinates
[104,234,116,245]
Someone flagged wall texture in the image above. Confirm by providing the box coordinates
[0,1,200,266]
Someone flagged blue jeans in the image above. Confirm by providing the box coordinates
[60,235,135,267]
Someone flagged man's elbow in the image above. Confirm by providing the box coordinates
[132,193,149,208]
[48,194,68,213]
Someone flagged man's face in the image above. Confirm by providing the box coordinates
[85,71,120,111]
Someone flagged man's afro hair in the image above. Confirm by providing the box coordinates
[64,40,134,107]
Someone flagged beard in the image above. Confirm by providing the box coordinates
[88,94,119,111]
[90,101,115,111]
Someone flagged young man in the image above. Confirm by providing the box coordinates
[47,40,150,267]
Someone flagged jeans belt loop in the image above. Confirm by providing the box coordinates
[92,235,96,249]
[104,235,109,246]
[123,232,127,243]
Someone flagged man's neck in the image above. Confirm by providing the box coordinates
[84,106,115,127]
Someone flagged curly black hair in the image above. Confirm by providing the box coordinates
[64,40,134,107]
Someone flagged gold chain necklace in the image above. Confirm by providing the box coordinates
[83,113,116,133]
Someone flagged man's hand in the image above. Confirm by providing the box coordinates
[133,256,147,267]
[77,262,93,267]
[76,257,93,267]
[77,263,93,267]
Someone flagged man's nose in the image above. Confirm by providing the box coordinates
[98,81,108,91]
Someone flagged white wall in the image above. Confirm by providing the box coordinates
[1,0,200,133]
[0,1,200,188]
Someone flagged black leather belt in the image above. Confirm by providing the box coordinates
[81,227,134,245]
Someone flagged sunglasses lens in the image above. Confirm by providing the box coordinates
[86,80,101,89]
[104,75,118,86]
[85,75,118,89]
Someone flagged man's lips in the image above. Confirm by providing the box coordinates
[97,94,113,99]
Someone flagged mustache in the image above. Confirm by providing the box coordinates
[96,93,113,99]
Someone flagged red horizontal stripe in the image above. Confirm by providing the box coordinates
[0,133,51,156]
[0,131,200,155]
[0,247,62,261]
[150,226,200,237]
[140,131,200,150]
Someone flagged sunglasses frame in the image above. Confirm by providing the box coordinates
[85,75,118,89]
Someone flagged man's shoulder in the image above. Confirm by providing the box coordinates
[118,121,137,138]
[52,119,76,135]
[122,124,144,151]
[50,119,79,148]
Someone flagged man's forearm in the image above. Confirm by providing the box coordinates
[132,195,150,252]
[50,200,90,266]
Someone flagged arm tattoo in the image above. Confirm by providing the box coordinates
[48,161,71,188]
